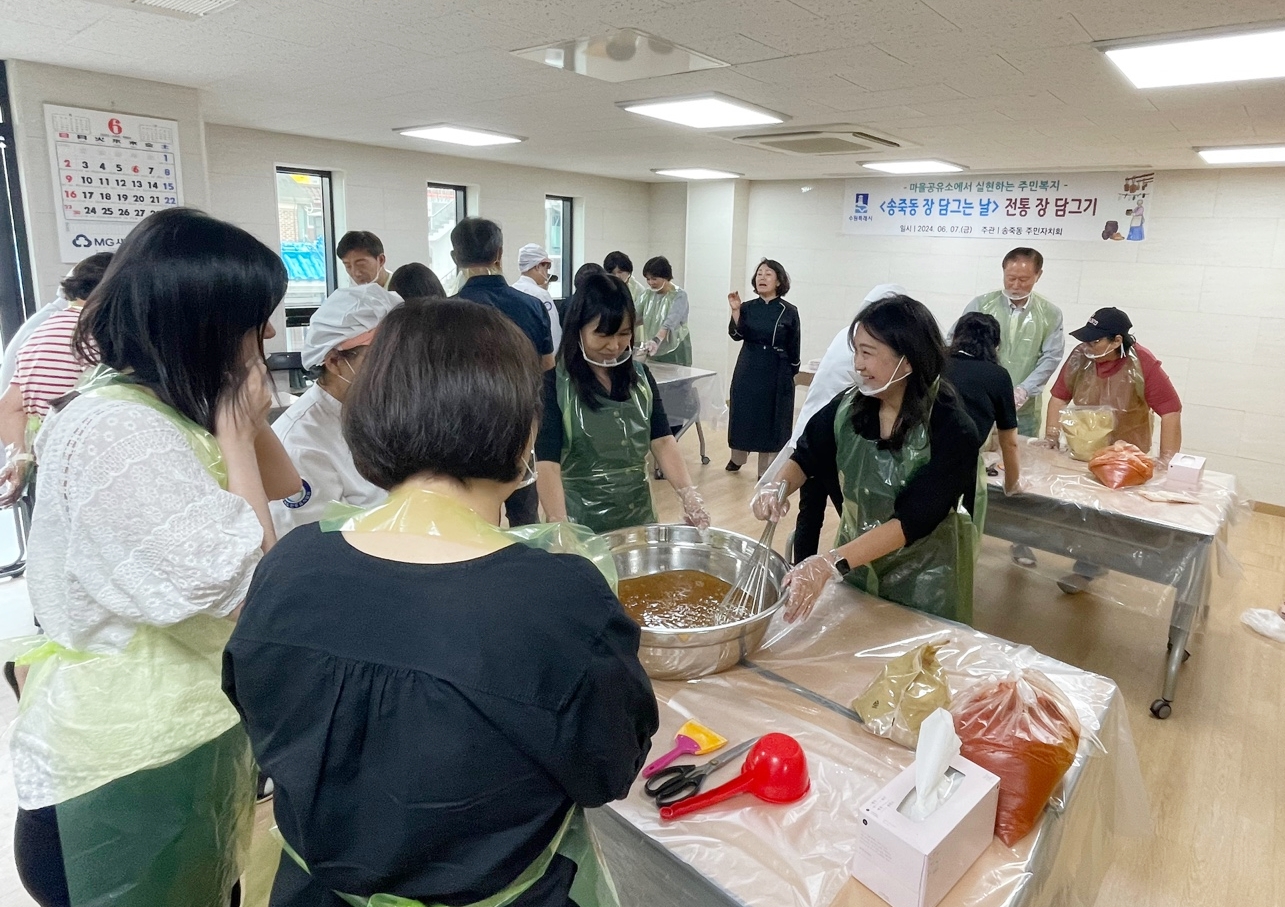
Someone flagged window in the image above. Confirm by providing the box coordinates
[427,183,467,293]
[275,167,336,351]
[545,196,573,301]
[0,62,34,342]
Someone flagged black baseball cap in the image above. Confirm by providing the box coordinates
[1071,307,1132,343]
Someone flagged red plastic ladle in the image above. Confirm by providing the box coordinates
[659,732,810,821]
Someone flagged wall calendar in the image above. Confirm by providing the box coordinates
[45,104,184,263]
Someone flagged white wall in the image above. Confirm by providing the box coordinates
[715,171,1285,505]
[204,123,655,347]
[646,181,687,282]
[6,61,211,308]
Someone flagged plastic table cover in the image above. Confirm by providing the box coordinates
[982,442,1244,716]
[591,583,1149,907]
[647,362,727,431]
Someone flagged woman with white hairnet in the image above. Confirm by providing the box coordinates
[270,284,402,536]
[758,284,905,563]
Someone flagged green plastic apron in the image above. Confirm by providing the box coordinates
[976,291,1059,437]
[557,362,656,533]
[310,488,622,907]
[635,286,692,366]
[1061,346,1152,452]
[832,389,975,624]
[12,366,254,907]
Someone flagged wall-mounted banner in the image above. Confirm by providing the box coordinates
[842,171,1153,243]
[46,104,184,263]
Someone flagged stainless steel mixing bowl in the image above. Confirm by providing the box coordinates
[602,524,789,680]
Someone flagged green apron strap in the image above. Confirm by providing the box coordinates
[271,807,610,907]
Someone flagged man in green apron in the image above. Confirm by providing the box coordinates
[957,248,1062,569]
[957,247,1064,439]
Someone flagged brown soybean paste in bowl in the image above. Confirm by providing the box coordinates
[618,570,733,629]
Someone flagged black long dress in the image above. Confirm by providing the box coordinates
[728,296,801,451]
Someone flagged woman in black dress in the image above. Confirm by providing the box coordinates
[726,258,801,476]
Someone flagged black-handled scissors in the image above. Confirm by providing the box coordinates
[643,737,759,807]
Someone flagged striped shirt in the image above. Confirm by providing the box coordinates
[12,308,95,417]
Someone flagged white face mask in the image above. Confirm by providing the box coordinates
[1084,341,1122,360]
[580,341,632,368]
[515,449,538,488]
[1001,286,1032,303]
[857,356,907,396]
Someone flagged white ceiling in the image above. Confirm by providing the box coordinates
[4,0,1285,181]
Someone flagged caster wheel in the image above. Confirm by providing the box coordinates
[1149,699,1172,719]
[700,456,711,465]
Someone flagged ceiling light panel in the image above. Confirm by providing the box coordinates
[620,94,784,129]
[1104,28,1285,89]
[862,160,964,174]
[1198,145,1285,164]
[653,168,742,180]
[398,125,523,147]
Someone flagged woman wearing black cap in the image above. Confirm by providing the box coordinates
[1043,307,1183,465]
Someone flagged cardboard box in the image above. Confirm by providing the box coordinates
[851,756,1000,907]
[1165,453,1206,490]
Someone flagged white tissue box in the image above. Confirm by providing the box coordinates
[1165,454,1205,490]
[851,756,1000,907]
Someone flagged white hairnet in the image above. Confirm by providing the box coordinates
[517,244,551,273]
[301,284,403,371]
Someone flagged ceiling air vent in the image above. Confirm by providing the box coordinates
[732,128,910,156]
[82,0,240,19]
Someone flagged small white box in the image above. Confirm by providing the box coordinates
[1165,453,1206,490]
[851,756,1000,907]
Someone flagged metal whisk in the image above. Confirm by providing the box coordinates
[713,484,787,624]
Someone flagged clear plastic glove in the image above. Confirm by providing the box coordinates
[0,453,32,508]
[782,553,841,623]
[1013,386,1029,409]
[644,339,660,356]
[676,485,710,530]
[1004,474,1023,496]
[1037,434,1060,450]
[750,481,790,523]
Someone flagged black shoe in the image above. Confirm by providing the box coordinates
[725,461,741,472]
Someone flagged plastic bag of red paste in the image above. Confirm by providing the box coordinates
[1089,441,1154,489]
[950,670,1081,846]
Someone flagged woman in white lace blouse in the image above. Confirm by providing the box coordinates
[11,208,283,907]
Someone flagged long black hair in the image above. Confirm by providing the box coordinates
[74,207,287,432]
[948,312,1002,364]
[848,294,947,450]
[558,272,639,409]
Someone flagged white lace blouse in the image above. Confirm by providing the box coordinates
[28,394,265,654]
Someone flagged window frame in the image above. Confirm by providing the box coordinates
[274,166,337,350]
[426,182,467,291]
[0,62,35,342]
[545,195,574,302]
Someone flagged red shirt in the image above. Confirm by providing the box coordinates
[11,308,94,417]
[1051,343,1181,416]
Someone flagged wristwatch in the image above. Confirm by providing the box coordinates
[827,549,852,577]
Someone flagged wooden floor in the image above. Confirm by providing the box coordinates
[1,426,1282,907]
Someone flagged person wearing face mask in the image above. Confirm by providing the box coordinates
[270,284,402,537]
[727,258,802,476]
[1045,307,1181,462]
[751,295,982,625]
[512,243,563,351]
[1042,307,1182,594]
[336,231,392,289]
[957,247,1063,438]
[536,273,710,533]
[225,299,657,907]
[636,256,691,366]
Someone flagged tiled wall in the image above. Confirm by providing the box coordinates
[684,171,1285,504]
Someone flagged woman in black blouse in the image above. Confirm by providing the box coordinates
[223,299,658,907]
[751,295,981,625]
[726,258,801,477]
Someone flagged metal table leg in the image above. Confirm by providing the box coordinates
[694,421,709,465]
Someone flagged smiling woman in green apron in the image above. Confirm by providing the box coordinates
[10,208,283,907]
[536,273,710,533]
[223,299,658,907]
[636,256,691,366]
[752,295,983,625]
